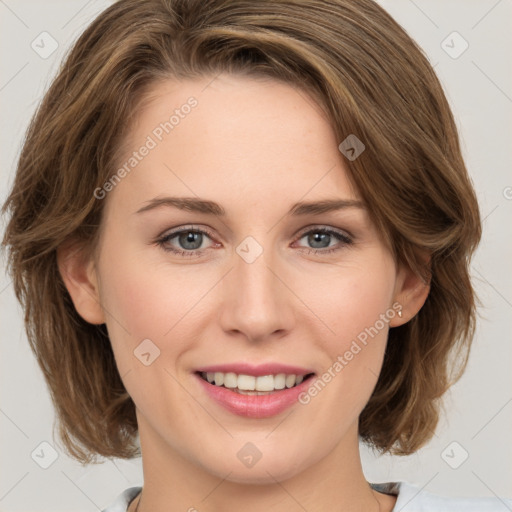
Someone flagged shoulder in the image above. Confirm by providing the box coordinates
[371,481,512,511]
[102,482,512,512]
[102,487,142,512]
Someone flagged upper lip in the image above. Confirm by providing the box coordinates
[195,363,315,377]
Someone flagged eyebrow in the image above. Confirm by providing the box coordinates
[134,196,365,216]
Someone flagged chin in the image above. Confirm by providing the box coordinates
[195,445,316,485]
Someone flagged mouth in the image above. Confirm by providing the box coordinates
[194,366,317,418]
[196,371,316,395]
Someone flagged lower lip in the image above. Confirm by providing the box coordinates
[194,373,314,418]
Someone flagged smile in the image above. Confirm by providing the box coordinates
[194,364,316,418]
[198,371,313,394]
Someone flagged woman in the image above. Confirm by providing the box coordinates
[2,0,510,511]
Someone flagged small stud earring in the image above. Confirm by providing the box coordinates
[398,309,403,318]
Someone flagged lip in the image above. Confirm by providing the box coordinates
[194,366,316,419]
[195,362,314,377]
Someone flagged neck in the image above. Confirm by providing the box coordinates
[130,414,394,512]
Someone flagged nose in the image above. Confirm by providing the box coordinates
[217,240,296,343]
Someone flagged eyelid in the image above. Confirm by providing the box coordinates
[155,224,219,248]
[294,224,354,241]
[160,224,216,240]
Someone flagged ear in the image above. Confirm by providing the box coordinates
[57,241,106,325]
[390,252,431,327]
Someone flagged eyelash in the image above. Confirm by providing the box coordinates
[154,225,353,258]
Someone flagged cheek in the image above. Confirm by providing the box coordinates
[96,250,202,418]
[300,258,396,350]
[97,244,212,368]
[299,258,396,410]
[96,247,169,358]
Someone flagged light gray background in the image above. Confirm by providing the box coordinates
[1,1,511,510]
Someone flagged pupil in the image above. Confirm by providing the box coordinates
[309,232,329,249]
[180,231,202,250]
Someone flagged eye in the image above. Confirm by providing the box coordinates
[154,225,353,258]
[293,226,353,255]
[154,226,217,257]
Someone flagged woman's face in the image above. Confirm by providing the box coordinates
[89,73,410,483]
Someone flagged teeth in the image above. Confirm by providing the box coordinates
[201,371,308,391]
[285,374,296,388]
[238,374,256,390]
[255,375,274,391]
[224,372,238,388]
[274,373,286,390]
[237,389,269,396]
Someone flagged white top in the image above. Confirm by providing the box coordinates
[102,481,512,511]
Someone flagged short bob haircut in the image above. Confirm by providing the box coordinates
[2,0,481,464]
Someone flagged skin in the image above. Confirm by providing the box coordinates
[58,73,430,512]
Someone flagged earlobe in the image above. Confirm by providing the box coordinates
[57,241,106,325]
[391,256,431,327]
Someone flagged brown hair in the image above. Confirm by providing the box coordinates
[1,0,481,464]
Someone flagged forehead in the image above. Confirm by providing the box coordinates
[104,73,362,219]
